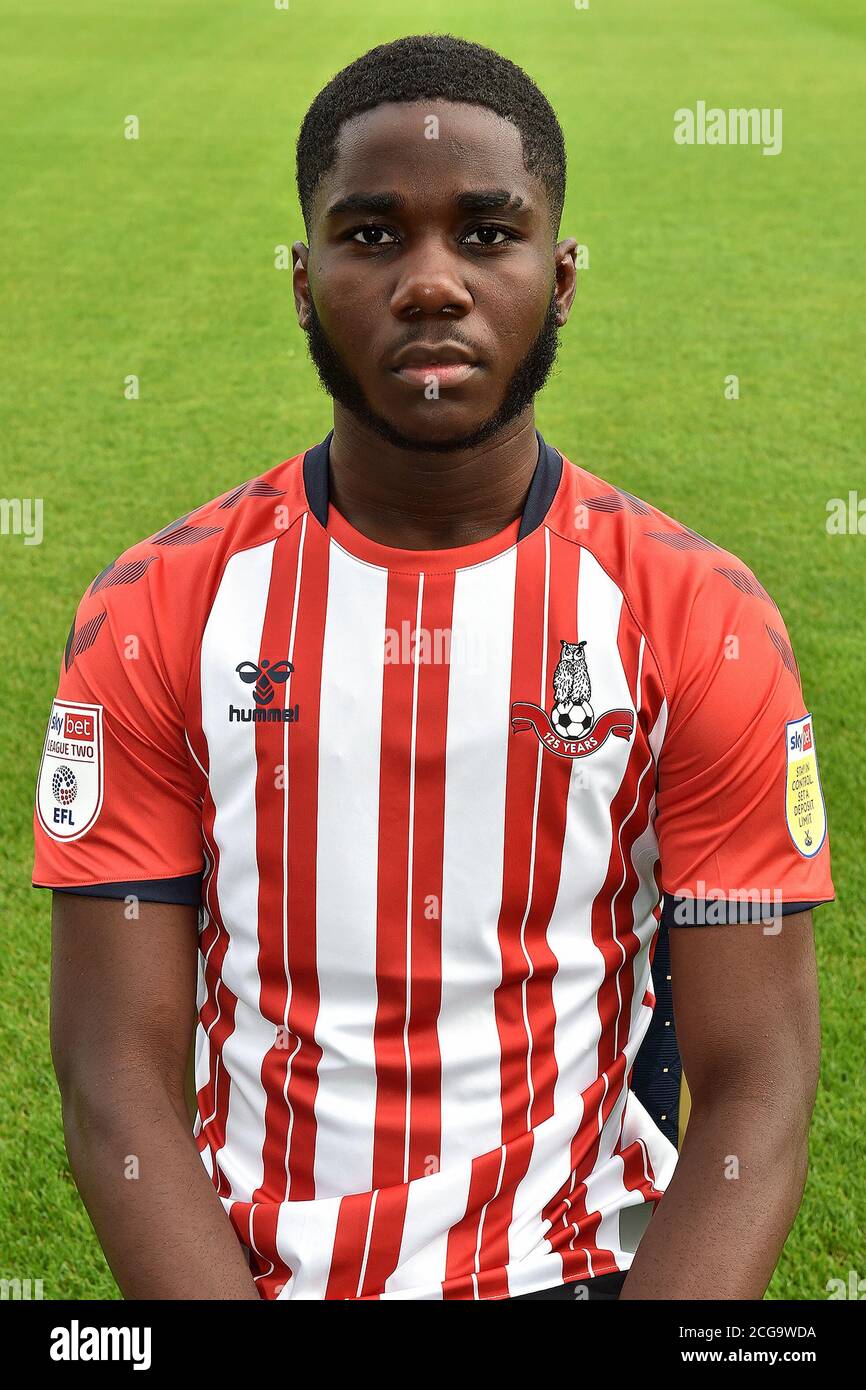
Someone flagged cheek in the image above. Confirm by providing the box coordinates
[310,253,369,319]
[311,275,362,333]
[484,271,552,352]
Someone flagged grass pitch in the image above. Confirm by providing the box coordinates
[1,0,863,1300]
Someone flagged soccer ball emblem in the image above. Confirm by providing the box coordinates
[52,765,78,805]
[551,701,594,739]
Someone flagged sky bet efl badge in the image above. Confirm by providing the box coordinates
[785,713,827,858]
[37,700,104,841]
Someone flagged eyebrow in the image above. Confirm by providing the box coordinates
[324,189,528,220]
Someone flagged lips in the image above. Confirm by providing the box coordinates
[390,341,480,388]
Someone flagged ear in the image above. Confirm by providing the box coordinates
[560,639,566,648]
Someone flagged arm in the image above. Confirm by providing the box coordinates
[51,892,260,1300]
[619,910,820,1300]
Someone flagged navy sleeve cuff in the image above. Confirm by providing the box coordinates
[662,895,834,927]
[32,873,203,906]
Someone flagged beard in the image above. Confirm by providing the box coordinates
[302,289,561,453]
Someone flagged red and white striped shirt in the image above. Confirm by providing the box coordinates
[33,431,833,1298]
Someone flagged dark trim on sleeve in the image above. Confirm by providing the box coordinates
[663,895,834,927]
[32,873,203,906]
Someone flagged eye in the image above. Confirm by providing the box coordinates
[349,225,398,247]
[462,224,517,247]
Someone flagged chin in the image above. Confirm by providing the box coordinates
[364,402,497,453]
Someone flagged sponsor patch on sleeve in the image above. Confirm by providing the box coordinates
[785,713,827,858]
[36,701,104,842]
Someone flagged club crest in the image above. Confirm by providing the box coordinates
[511,639,635,759]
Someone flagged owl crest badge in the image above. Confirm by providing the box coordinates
[511,639,635,759]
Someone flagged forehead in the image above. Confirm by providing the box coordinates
[313,99,543,220]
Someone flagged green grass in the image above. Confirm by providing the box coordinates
[1,0,863,1301]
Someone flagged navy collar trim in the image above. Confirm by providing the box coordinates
[302,428,563,543]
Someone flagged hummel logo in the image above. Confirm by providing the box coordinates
[236,658,294,706]
[229,657,300,725]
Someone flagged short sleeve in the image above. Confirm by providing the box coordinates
[32,562,204,904]
[655,567,833,926]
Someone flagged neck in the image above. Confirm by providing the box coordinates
[327,405,540,550]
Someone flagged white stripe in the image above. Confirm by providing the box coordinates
[312,540,387,1197]
[184,728,207,779]
[438,549,517,1167]
[248,1204,276,1289]
[355,1189,380,1299]
[200,541,276,1198]
[274,1198,342,1299]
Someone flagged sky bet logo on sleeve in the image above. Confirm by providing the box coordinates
[36,700,104,841]
[785,713,827,858]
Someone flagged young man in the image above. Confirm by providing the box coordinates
[34,35,833,1301]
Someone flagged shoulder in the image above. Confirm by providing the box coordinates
[78,451,308,607]
[62,450,311,689]
[545,452,796,704]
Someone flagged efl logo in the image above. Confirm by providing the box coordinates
[64,712,94,741]
[37,701,104,842]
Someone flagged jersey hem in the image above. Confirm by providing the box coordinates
[482,1259,631,1302]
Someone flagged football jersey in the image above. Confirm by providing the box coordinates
[33,430,834,1300]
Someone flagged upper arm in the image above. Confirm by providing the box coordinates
[653,561,834,925]
[669,909,820,1117]
[50,891,199,1102]
[32,553,204,901]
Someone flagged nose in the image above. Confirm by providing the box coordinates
[389,236,474,320]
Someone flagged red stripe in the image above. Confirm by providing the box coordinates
[493,527,551,1142]
[550,605,652,1279]
[370,573,420,1190]
[405,573,452,1180]
[256,517,329,1202]
[522,536,583,1128]
[229,1201,294,1298]
[325,1191,375,1299]
[443,1148,507,1299]
[619,1138,664,1203]
[253,521,304,1201]
[357,1186,411,1299]
[282,522,329,1197]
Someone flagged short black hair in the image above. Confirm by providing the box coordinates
[296,33,566,237]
